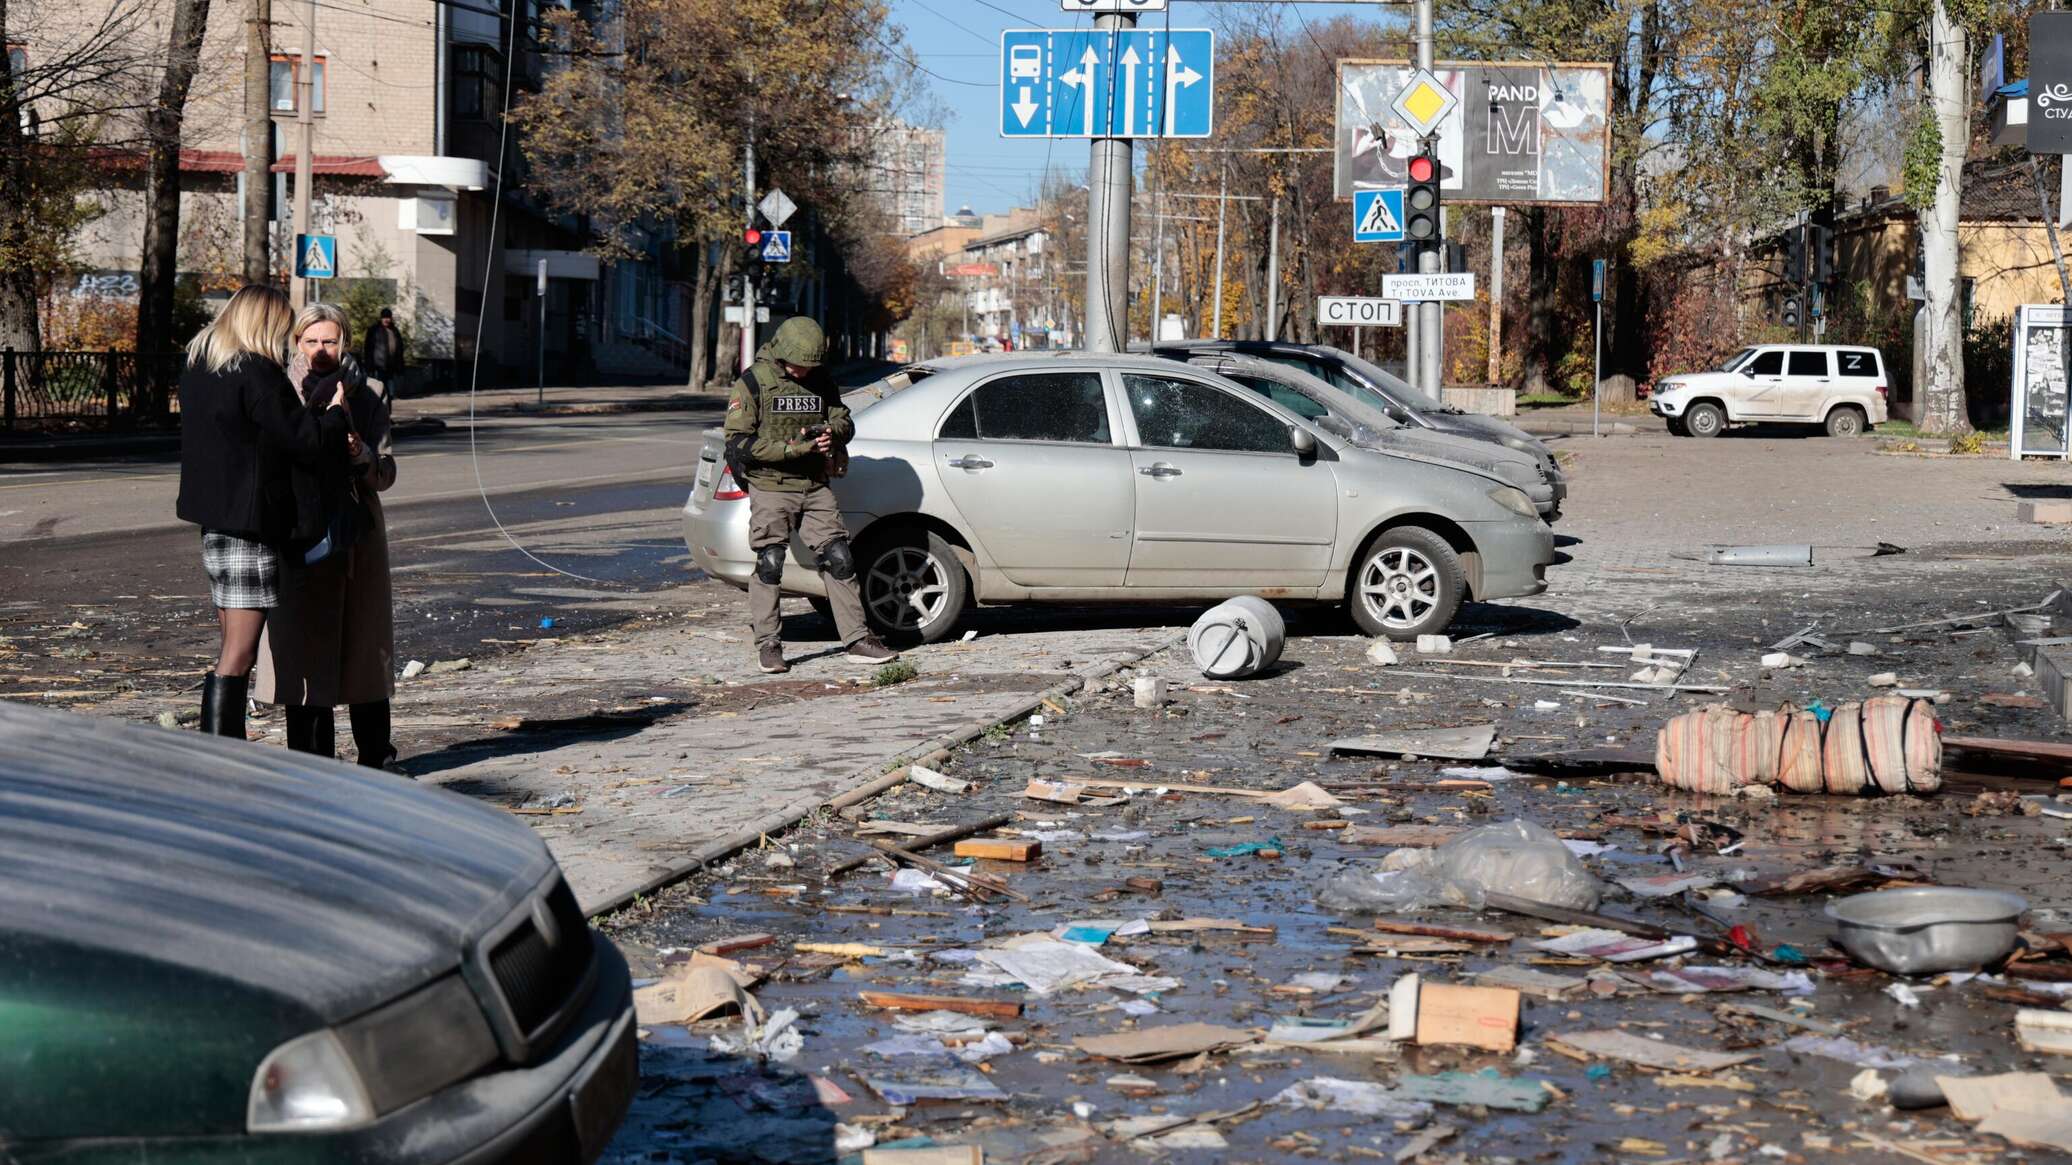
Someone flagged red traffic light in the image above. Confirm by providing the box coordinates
[1407,154,1436,184]
[744,228,763,246]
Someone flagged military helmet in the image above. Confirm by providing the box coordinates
[768,316,827,370]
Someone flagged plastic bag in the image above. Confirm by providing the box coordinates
[1318,819,1603,913]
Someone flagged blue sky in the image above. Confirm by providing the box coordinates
[885,0,1401,217]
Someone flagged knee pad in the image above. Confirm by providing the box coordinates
[818,536,856,581]
[754,544,786,585]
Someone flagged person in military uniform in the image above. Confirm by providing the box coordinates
[723,317,900,674]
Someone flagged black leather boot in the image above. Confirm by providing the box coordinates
[284,705,336,757]
[201,672,248,739]
[350,700,396,769]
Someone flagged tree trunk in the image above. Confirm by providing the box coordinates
[688,238,711,388]
[136,0,213,386]
[1919,0,1969,434]
[1523,206,1553,394]
[0,0,41,353]
[242,0,273,285]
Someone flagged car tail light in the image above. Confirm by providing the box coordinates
[1874,384,1888,396]
[714,466,747,501]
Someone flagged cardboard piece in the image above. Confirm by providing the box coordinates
[1549,1029,1755,1072]
[1328,724,1498,760]
[1934,1072,2064,1122]
[632,954,764,1026]
[1074,1022,1256,1064]
[1386,974,1519,1052]
[2016,1008,2072,1055]
[954,838,1042,862]
[1024,778,1088,804]
[863,1149,983,1165]
[1979,1109,2072,1154]
[1472,965,1588,999]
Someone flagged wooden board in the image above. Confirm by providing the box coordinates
[954,838,1042,862]
[857,991,1024,1019]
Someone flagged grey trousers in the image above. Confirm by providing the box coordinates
[747,484,870,648]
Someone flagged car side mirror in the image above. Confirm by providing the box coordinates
[1290,426,1317,456]
[1741,367,1758,378]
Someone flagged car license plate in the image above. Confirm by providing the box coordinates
[568,1016,637,1162]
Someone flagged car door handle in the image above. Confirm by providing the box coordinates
[1138,463,1182,478]
[945,455,993,470]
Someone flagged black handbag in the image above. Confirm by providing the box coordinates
[302,477,366,566]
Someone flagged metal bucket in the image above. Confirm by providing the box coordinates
[1188,596,1287,679]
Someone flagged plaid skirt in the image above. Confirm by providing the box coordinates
[201,530,280,609]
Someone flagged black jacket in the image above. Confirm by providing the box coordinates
[175,359,350,545]
[362,324,404,378]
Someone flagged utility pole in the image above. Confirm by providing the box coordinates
[1149,152,1165,342]
[1413,0,1442,397]
[1265,192,1280,341]
[1084,8,1134,353]
[289,0,314,309]
[740,115,757,372]
[243,0,273,285]
[1486,205,1505,387]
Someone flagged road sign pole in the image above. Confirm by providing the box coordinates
[740,116,757,374]
[1084,11,1135,353]
[537,258,548,405]
[1211,158,1228,338]
[1414,0,1442,399]
[291,0,316,310]
[1487,206,1505,387]
[1266,193,1280,341]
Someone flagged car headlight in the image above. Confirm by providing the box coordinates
[1487,486,1538,518]
[248,1030,376,1133]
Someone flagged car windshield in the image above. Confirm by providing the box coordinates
[1719,348,1756,373]
[1322,347,1453,415]
[843,365,934,413]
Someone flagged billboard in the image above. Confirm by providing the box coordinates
[1334,61,1612,204]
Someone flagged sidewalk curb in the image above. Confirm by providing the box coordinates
[584,628,1188,918]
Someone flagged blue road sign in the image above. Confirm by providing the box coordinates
[999,28,1214,139]
[1352,190,1404,243]
[294,233,336,280]
[762,230,792,264]
[1591,258,1607,302]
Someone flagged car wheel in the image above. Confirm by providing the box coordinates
[859,528,971,644]
[1665,416,1689,437]
[1684,402,1725,439]
[1348,527,1465,641]
[1824,406,1867,438]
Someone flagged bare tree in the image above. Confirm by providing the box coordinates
[135,0,214,374]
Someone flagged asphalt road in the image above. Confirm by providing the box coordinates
[0,406,733,698]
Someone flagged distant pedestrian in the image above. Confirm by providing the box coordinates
[175,285,352,739]
[362,306,405,395]
[255,302,400,766]
[723,316,899,673]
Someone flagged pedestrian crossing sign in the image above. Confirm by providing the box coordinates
[761,230,792,264]
[294,233,336,279]
[1352,190,1404,243]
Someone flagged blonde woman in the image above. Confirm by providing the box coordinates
[175,284,353,739]
[254,303,399,766]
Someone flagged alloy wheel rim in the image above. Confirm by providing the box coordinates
[1359,547,1440,630]
[1692,408,1719,435]
[865,547,949,631]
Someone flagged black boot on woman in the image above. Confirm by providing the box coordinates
[350,700,396,769]
[283,705,336,757]
[201,672,248,739]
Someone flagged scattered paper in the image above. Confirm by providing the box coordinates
[908,765,972,794]
[1534,928,1699,963]
[1396,1069,1552,1113]
[1782,1035,1922,1070]
[1935,1072,2064,1122]
[1075,1022,1255,1064]
[1327,724,1497,760]
[1649,966,1815,995]
[1550,1029,1755,1072]
[1272,1077,1435,1120]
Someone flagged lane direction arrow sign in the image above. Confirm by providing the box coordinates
[1000,29,1213,139]
[1162,44,1202,137]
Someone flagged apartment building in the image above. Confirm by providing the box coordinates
[866,121,945,239]
[43,0,664,383]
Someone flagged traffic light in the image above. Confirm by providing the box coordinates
[1780,293,1801,329]
[1812,223,1836,284]
[1404,146,1441,245]
[742,227,765,267]
[1783,224,1806,285]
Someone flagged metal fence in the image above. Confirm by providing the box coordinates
[2,349,187,431]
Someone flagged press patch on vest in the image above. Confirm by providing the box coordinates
[770,395,824,414]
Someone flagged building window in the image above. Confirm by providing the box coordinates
[453,45,501,121]
[269,55,326,115]
[1961,277,1977,330]
[6,45,24,75]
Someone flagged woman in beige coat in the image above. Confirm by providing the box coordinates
[255,303,399,766]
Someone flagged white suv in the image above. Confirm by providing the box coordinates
[1650,345,1890,438]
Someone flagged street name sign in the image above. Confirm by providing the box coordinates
[1351,189,1404,242]
[758,188,797,229]
[761,230,793,263]
[1317,296,1402,327]
[294,233,335,279]
[1000,29,1214,138]
[1382,272,1475,301]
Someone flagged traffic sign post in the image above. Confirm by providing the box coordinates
[999,29,1214,138]
[761,230,793,264]
[1351,190,1404,243]
[1317,296,1402,328]
[1591,258,1606,438]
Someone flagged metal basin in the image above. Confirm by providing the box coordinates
[1825,887,2027,975]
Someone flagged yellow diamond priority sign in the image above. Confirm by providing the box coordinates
[1390,69,1458,137]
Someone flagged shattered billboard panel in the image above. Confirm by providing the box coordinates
[1334,61,1611,205]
